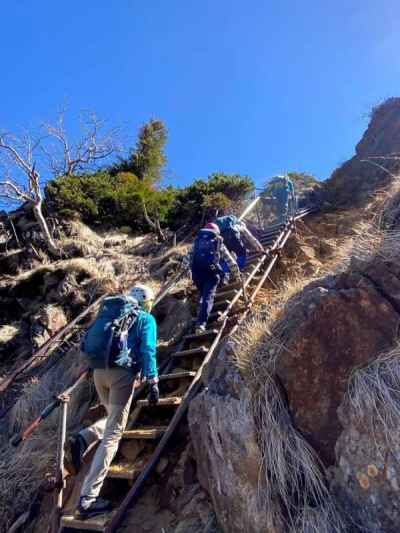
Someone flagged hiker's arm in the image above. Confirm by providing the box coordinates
[140,314,158,382]
[221,244,239,273]
[240,223,264,252]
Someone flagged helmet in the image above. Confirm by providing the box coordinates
[129,284,155,310]
[204,222,220,234]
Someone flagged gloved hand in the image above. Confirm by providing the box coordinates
[148,383,160,405]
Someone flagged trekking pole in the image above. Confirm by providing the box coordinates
[52,394,69,533]
[10,369,89,447]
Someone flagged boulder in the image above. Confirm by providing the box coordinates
[153,291,192,342]
[189,342,274,533]
[275,265,400,465]
[31,305,68,349]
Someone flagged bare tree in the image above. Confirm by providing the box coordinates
[0,111,120,255]
[141,198,166,242]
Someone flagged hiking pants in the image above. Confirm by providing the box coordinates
[192,270,220,327]
[79,368,138,505]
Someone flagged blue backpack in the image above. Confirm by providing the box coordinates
[216,216,243,255]
[82,295,140,369]
[192,229,222,272]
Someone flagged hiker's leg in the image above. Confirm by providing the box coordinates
[80,369,135,505]
[237,252,247,271]
[201,273,219,325]
[192,271,206,326]
[80,369,109,448]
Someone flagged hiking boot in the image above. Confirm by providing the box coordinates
[195,324,206,334]
[75,497,112,520]
[65,434,87,475]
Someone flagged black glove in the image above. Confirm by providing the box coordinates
[148,383,160,405]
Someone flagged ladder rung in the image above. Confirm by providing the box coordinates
[216,281,241,292]
[123,426,167,440]
[214,289,238,301]
[107,461,143,480]
[60,514,109,531]
[159,370,196,380]
[184,329,218,341]
[208,310,223,321]
[212,299,230,310]
[172,346,208,358]
[136,396,182,407]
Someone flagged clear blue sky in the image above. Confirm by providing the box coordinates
[1,0,399,189]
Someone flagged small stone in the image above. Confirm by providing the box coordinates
[357,472,370,490]
[367,464,379,478]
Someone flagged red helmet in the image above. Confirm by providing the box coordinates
[204,222,220,234]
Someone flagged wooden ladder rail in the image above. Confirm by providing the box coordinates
[105,316,229,533]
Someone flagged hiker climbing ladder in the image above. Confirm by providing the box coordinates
[60,206,315,532]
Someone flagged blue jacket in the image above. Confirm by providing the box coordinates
[127,310,158,379]
[87,310,158,379]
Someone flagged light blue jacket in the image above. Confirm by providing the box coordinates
[85,309,158,379]
[127,310,158,379]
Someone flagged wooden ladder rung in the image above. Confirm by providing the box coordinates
[123,426,168,440]
[60,513,110,531]
[172,346,208,358]
[159,370,196,380]
[107,461,143,480]
[214,288,238,301]
[136,396,182,407]
[216,280,242,292]
[212,299,230,311]
[184,329,218,341]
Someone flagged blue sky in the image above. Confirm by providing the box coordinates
[1,0,399,189]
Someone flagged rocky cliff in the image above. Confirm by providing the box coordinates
[325,97,400,207]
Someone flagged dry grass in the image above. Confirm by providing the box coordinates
[233,314,346,532]
[347,344,400,460]
[0,353,94,530]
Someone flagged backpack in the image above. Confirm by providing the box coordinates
[216,216,244,255]
[82,295,140,369]
[192,229,222,272]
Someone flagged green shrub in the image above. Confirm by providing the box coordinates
[170,173,254,228]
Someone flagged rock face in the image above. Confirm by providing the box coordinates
[189,343,273,533]
[275,264,400,465]
[331,392,400,533]
[31,305,68,349]
[325,97,400,207]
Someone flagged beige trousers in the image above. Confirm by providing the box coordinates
[80,368,138,504]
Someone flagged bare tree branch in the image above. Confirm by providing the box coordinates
[0,134,33,176]
[0,109,120,255]
[42,110,120,177]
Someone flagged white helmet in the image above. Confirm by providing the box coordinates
[129,284,155,308]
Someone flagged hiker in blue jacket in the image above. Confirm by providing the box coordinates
[66,284,159,520]
[215,215,264,273]
[191,223,240,334]
[267,175,296,223]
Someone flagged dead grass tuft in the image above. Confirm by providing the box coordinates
[0,353,94,531]
[347,344,400,460]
